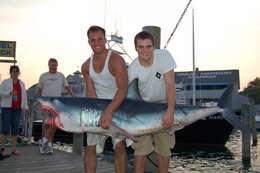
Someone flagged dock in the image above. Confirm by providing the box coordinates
[0,145,115,173]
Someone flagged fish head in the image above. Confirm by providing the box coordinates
[36,97,86,132]
[36,97,64,128]
[36,97,60,118]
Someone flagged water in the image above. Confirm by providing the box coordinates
[169,130,260,173]
[53,130,260,173]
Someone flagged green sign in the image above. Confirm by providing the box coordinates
[0,41,16,57]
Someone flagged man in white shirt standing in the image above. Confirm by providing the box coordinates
[36,58,74,154]
[128,31,177,173]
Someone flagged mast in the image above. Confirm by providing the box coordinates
[192,8,196,106]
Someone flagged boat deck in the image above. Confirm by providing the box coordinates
[0,145,115,173]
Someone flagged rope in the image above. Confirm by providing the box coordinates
[164,0,193,49]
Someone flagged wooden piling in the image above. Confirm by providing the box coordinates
[142,26,161,49]
[73,133,83,155]
[241,104,251,165]
[250,106,257,146]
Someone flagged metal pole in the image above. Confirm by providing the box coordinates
[192,8,196,106]
[164,0,193,49]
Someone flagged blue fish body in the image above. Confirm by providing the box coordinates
[36,79,234,140]
[36,96,222,140]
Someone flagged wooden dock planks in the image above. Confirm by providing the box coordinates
[0,145,115,173]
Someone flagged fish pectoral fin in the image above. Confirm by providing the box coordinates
[171,122,185,132]
[109,123,135,141]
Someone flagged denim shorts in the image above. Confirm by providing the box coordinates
[1,108,21,135]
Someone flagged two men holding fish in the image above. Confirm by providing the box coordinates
[81,26,177,173]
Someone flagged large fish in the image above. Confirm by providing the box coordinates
[36,80,231,141]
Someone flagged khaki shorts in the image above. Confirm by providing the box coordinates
[87,133,127,154]
[132,132,175,156]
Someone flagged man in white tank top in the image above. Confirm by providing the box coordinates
[81,26,128,173]
[128,31,177,173]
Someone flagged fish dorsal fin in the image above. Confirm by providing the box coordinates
[127,79,142,101]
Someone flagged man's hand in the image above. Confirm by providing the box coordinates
[162,111,174,128]
[99,111,113,129]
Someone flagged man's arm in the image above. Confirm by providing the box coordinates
[36,87,42,97]
[36,75,43,97]
[81,59,97,98]
[162,69,176,128]
[100,53,128,129]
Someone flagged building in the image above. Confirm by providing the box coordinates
[175,69,240,105]
[66,71,85,97]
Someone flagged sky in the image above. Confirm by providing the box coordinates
[0,0,259,90]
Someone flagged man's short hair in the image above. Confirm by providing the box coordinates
[48,58,58,64]
[134,31,155,47]
[87,25,106,38]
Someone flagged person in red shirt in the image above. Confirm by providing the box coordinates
[0,66,28,156]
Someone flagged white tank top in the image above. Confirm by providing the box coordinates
[89,50,117,99]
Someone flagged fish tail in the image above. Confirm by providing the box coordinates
[218,85,245,129]
[217,84,233,109]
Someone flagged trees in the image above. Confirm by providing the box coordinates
[241,77,260,104]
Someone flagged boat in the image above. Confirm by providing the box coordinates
[174,113,234,148]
